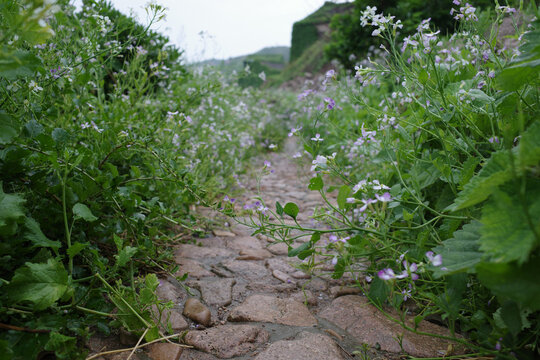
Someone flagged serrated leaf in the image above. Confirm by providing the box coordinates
[337,185,351,209]
[24,120,44,138]
[432,221,483,278]
[24,217,61,250]
[308,176,323,191]
[116,246,138,267]
[283,202,299,220]
[477,260,540,311]
[51,128,69,145]
[479,187,540,265]
[0,50,42,79]
[448,151,512,211]
[72,203,97,222]
[516,121,540,169]
[368,277,390,306]
[500,301,523,337]
[8,259,69,310]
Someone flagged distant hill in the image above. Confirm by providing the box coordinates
[195,46,290,73]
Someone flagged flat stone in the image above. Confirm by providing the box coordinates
[182,298,211,327]
[212,229,236,237]
[147,343,183,360]
[291,290,317,306]
[266,242,289,255]
[157,279,185,303]
[179,350,219,359]
[319,295,465,357]
[228,295,317,326]
[329,285,362,298]
[236,248,272,260]
[303,277,328,292]
[272,270,295,285]
[291,270,311,279]
[175,258,214,279]
[109,353,142,360]
[254,331,343,360]
[184,325,268,359]
[226,236,262,250]
[266,258,297,274]
[222,260,269,279]
[151,305,188,332]
[192,278,236,307]
[246,282,297,293]
[175,244,235,260]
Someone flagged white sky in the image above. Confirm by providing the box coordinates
[72,0,350,62]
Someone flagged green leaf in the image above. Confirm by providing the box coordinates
[113,234,123,252]
[8,259,69,310]
[448,151,512,211]
[432,221,483,278]
[0,124,17,145]
[283,202,299,220]
[288,241,311,258]
[275,201,284,217]
[516,121,540,170]
[337,185,351,209]
[479,187,540,265]
[0,49,42,79]
[308,176,323,191]
[0,185,26,237]
[116,246,138,267]
[500,301,523,337]
[66,242,89,259]
[418,69,429,85]
[44,332,77,358]
[303,143,313,155]
[145,273,160,292]
[0,339,13,359]
[72,203,97,222]
[24,217,61,251]
[368,277,390,307]
[24,120,44,138]
[51,128,69,145]
[477,260,540,311]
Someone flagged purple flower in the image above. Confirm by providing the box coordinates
[329,235,338,242]
[488,136,499,144]
[263,160,272,167]
[453,0,461,5]
[378,268,396,280]
[324,97,336,110]
[375,192,392,202]
[359,198,377,212]
[426,251,443,266]
[311,133,324,142]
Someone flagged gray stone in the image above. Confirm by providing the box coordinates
[179,350,219,359]
[228,294,317,326]
[236,248,272,260]
[212,229,236,237]
[254,331,344,360]
[147,343,183,360]
[226,236,262,250]
[319,295,465,357]
[266,258,297,274]
[291,290,317,306]
[291,270,311,279]
[329,285,362,298]
[266,242,289,255]
[192,278,236,307]
[272,269,295,285]
[184,325,268,359]
[156,279,185,303]
[182,298,211,327]
[175,244,235,260]
[245,282,297,293]
[222,260,269,279]
[175,258,214,279]
[303,277,328,292]
[151,305,188,332]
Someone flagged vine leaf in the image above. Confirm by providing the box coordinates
[479,187,540,265]
[73,203,97,222]
[8,259,69,310]
[432,220,483,278]
[283,202,299,220]
[447,151,512,211]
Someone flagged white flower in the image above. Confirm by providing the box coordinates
[311,155,327,171]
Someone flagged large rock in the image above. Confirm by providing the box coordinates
[254,331,344,360]
[182,298,211,326]
[175,244,235,260]
[184,325,268,359]
[266,258,297,274]
[156,279,185,303]
[147,343,183,360]
[266,242,289,255]
[175,258,214,279]
[151,305,188,332]
[319,295,464,357]
[226,236,262,250]
[228,295,317,326]
[191,278,236,307]
[222,260,269,279]
[236,248,272,260]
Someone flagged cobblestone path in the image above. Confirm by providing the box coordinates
[88,140,463,360]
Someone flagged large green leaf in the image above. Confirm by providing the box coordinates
[477,260,540,311]
[447,151,512,211]
[283,202,299,220]
[72,203,97,222]
[0,49,42,80]
[24,217,61,251]
[432,221,483,278]
[0,185,26,237]
[337,185,351,209]
[516,121,540,170]
[479,187,540,265]
[8,259,70,310]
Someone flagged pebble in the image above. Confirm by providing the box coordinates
[182,298,211,327]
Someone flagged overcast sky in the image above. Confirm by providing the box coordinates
[72,0,350,62]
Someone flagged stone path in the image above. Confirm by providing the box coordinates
[87,140,465,360]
